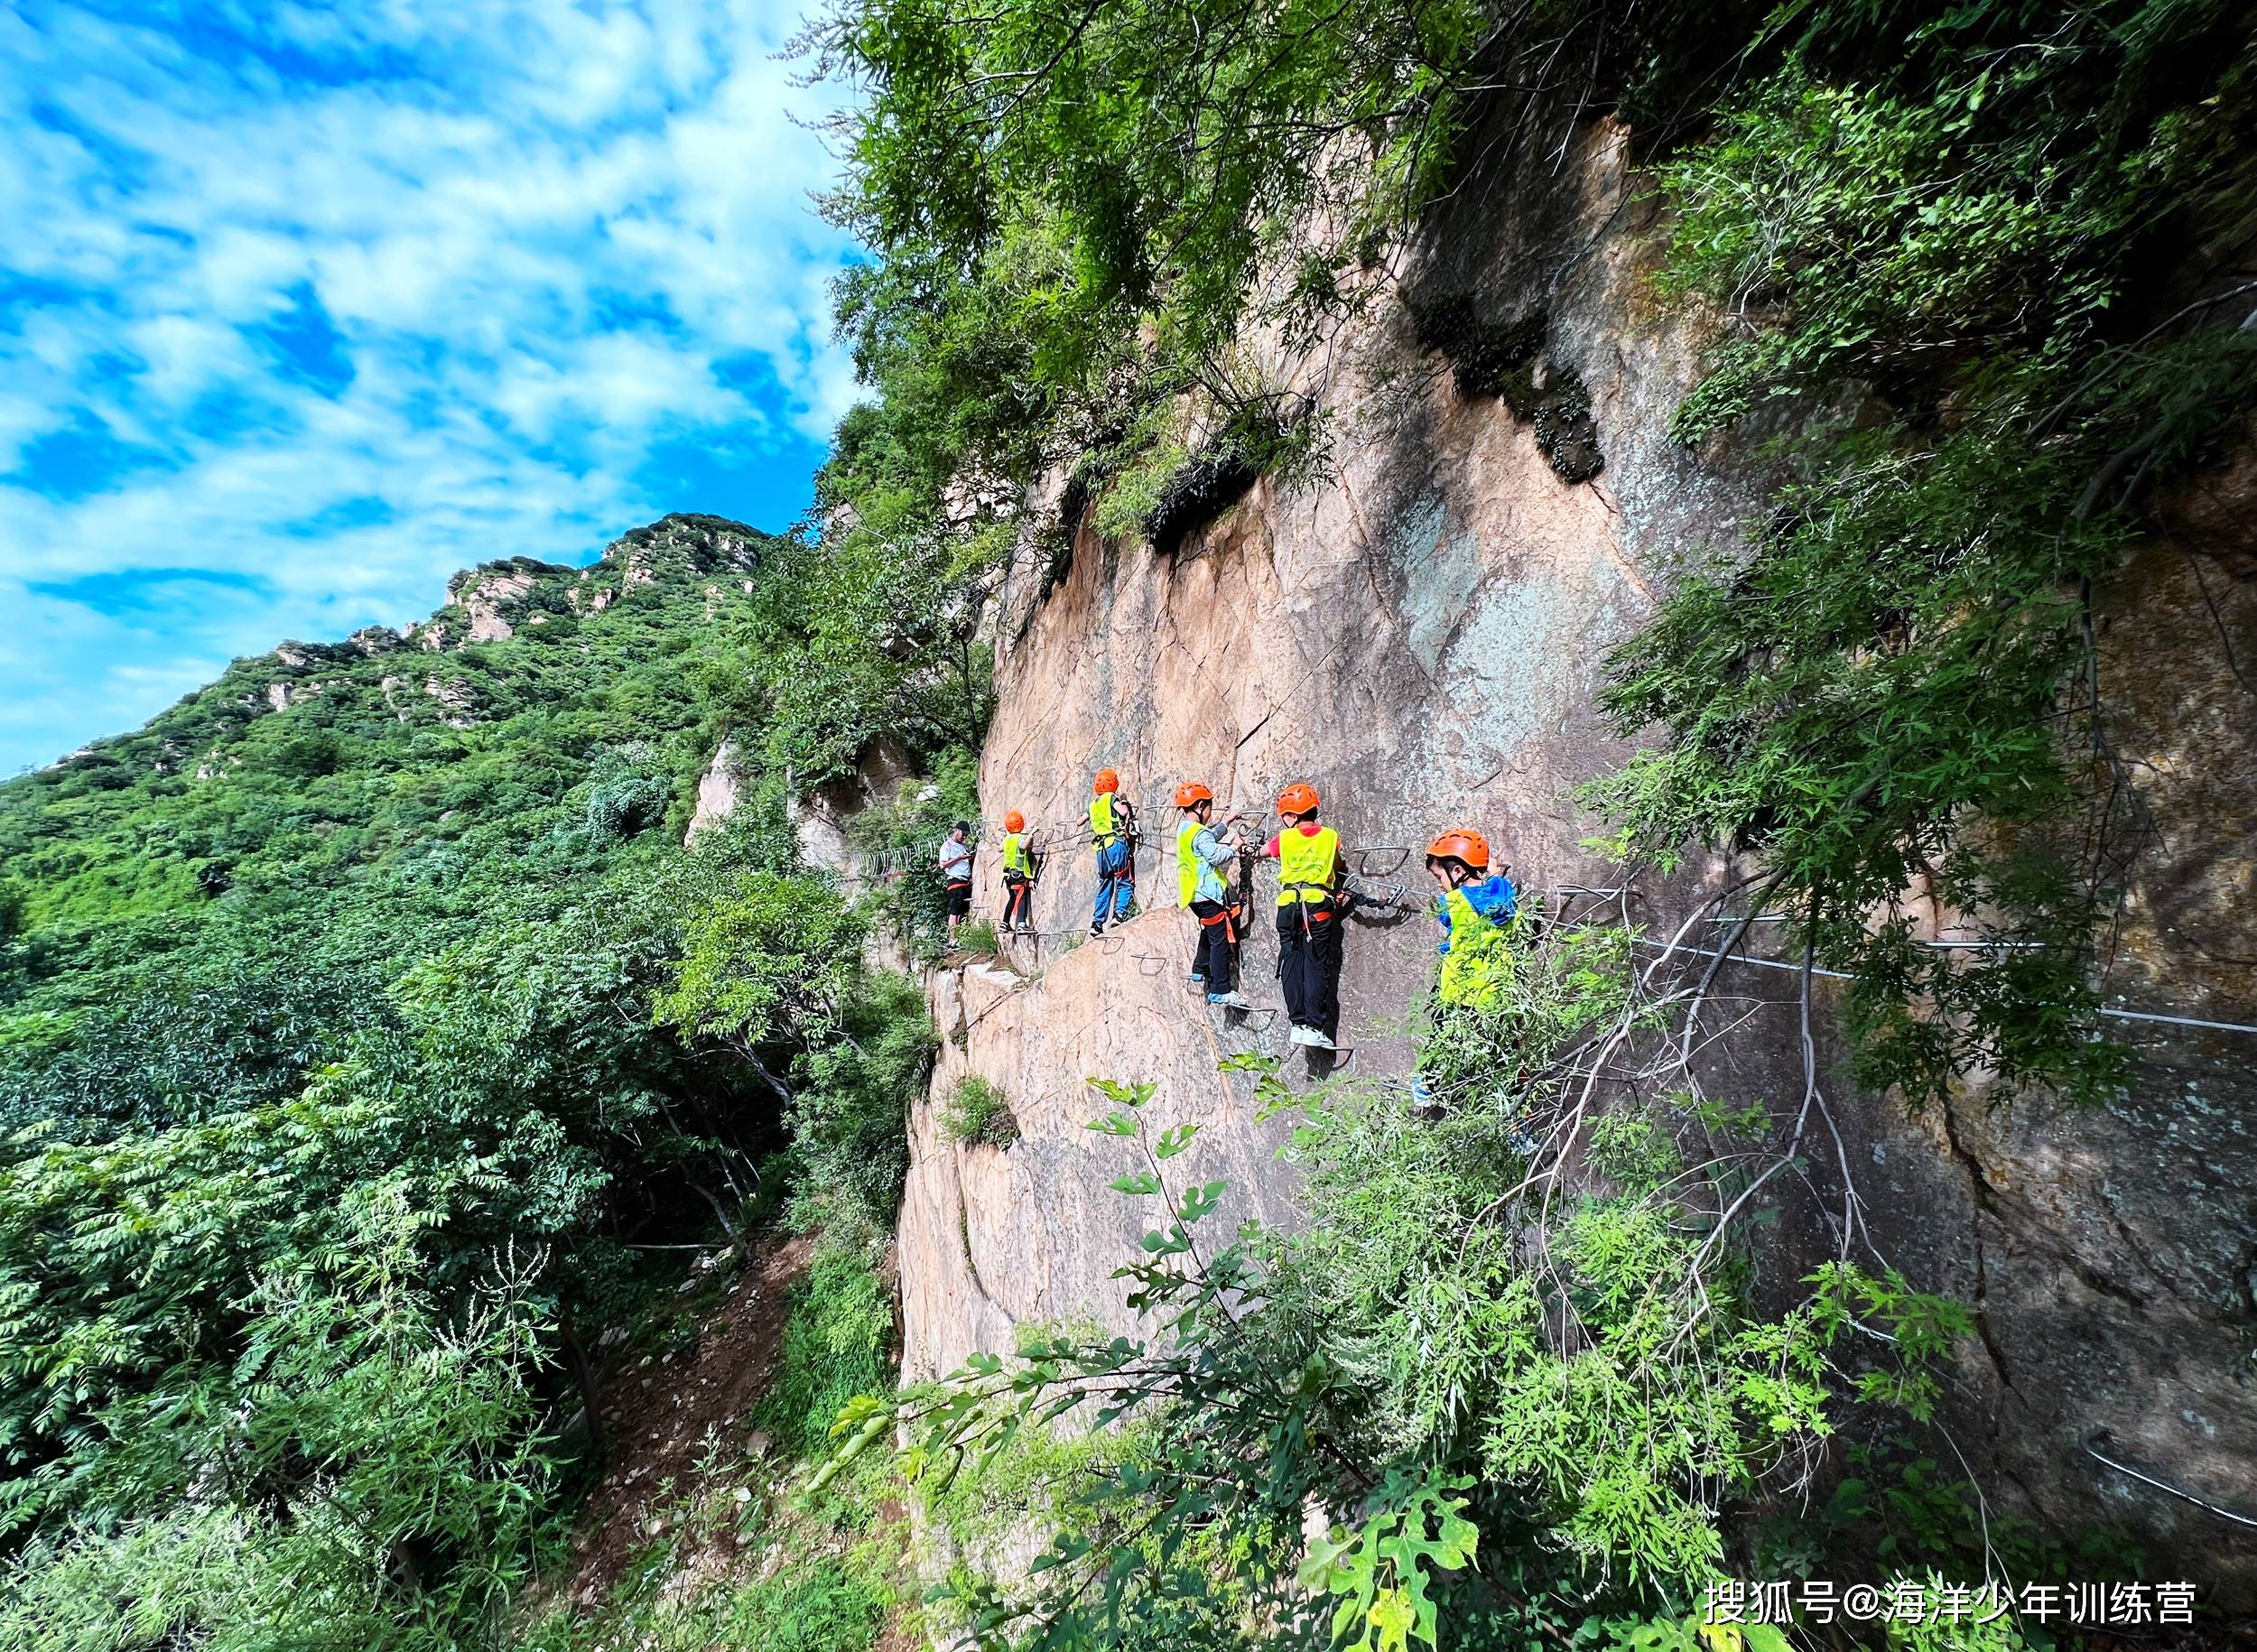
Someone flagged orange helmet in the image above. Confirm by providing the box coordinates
[1276,782,1320,817]
[1426,829,1491,870]
[1004,810,1025,831]
[1093,769,1119,794]
[1175,782,1213,809]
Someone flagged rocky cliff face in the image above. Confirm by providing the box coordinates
[888,121,2257,1592]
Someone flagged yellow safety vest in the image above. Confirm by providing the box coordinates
[1177,821,1202,907]
[1090,792,1119,843]
[1438,886,1513,1008]
[1276,825,1340,906]
[1002,832,1028,877]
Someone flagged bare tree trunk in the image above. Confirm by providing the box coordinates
[559,1298,605,1457]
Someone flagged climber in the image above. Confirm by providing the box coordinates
[1411,828,1528,1128]
[938,821,974,946]
[1175,783,1252,1009]
[1087,769,1138,937]
[999,811,1036,933]
[1263,782,1349,1049]
[1426,830,1518,1009]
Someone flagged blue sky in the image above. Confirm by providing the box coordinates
[0,0,860,772]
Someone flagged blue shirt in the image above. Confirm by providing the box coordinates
[1188,823,1235,904]
[1435,874,1516,954]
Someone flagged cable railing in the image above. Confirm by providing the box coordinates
[818,802,2257,1041]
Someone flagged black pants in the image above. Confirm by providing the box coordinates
[1189,899,1238,991]
[1276,903,1342,1034]
[1003,873,1032,928]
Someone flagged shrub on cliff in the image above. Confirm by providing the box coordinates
[1593,1,2255,1111]
[941,1074,1020,1150]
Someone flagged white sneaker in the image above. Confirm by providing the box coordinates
[1298,1026,1338,1052]
[1208,991,1254,1010]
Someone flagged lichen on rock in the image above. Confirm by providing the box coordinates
[1409,294,1603,483]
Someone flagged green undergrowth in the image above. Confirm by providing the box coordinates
[518,1236,912,1652]
[924,1412,1156,1556]
[0,513,952,1646]
[811,904,2153,1649]
[919,1406,1286,1652]
[764,1234,900,1458]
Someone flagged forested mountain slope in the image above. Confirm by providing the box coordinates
[0,514,951,1646]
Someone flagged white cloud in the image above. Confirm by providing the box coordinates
[0,0,862,771]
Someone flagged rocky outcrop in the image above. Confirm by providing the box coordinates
[894,116,2257,1592]
[795,738,917,877]
[423,673,478,729]
[685,739,743,846]
[605,513,765,588]
[683,733,921,870]
[381,518,769,662]
[457,568,540,642]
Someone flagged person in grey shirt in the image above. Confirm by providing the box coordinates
[938,821,974,945]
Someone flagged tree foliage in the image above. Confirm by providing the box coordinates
[0,520,936,1645]
[1593,0,2255,1108]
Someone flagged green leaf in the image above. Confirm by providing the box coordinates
[1174,1180,1226,1225]
[1154,1122,1199,1159]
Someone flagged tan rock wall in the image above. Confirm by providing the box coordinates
[893,116,2257,1591]
[900,951,1305,1381]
